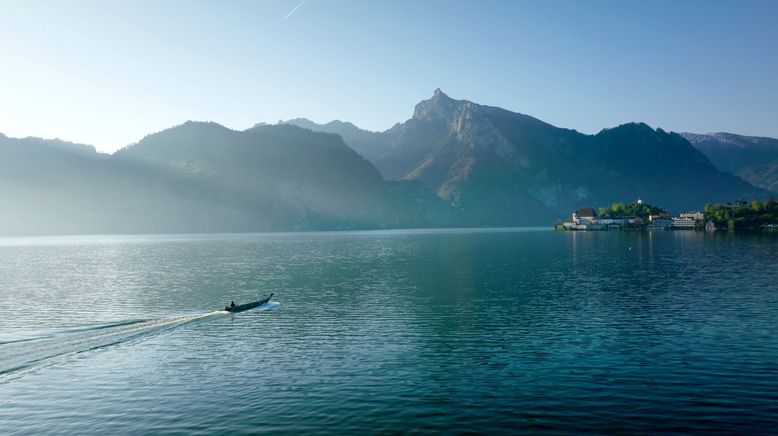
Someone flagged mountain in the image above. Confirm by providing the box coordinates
[681,132,778,192]
[389,90,767,224]
[586,124,763,212]
[293,90,768,224]
[387,180,470,227]
[0,133,117,235]
[2,92,771,235]
[281,113,453,180]
[0,123,421,236]
[380,89,586,224]
[733,161,778,194]
[115,122,420,230]
[281,118,387,161]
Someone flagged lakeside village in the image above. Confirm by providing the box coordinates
[556,196,778,232]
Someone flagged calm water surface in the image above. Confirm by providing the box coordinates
[1,229,777,434]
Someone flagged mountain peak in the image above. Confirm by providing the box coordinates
[413,89,464,121]
[432,88,449,99]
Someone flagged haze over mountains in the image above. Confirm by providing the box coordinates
[0,125,419,235]
[681,132,778,193]
[1,90,774,236]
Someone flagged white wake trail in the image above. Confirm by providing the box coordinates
[0,311,225,380]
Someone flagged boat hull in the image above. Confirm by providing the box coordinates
[224,293,274,313]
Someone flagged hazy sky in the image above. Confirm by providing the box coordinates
[1,0,777,152]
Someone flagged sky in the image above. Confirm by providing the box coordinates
[1,0,777,153]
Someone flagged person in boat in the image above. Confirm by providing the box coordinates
[230,301,236,308]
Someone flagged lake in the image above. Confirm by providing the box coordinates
[1,229,777,433]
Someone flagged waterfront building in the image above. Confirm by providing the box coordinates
[573,208,597,225]
[672,217,695,229]
[648,218,673,230]
[626,216,643,225]
[680,211,705,221]
[562,207,604,230]
[648,212,671,222]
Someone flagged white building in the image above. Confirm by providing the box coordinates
[680,211,705,221]
[572,208,597,225]
[672,217,695,229]
[648,218,673,230]
[597,218,624,225]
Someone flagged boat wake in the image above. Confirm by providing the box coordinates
[0,311,225,381]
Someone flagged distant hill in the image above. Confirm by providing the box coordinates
[0,133,117,235]
[115,122,421,230]
[281,118,388,162]
[681,132,778,192]
[0,124,421,236]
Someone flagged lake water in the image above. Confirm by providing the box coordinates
[1,229,777,434]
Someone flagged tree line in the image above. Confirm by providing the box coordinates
[705,196,778,230]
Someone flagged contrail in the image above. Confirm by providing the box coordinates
[284,0,308,20]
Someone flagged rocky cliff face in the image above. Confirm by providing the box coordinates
[412,88,464,121]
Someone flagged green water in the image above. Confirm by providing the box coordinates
[1,229,777,433]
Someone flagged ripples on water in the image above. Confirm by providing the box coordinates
[0,229,777,434]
